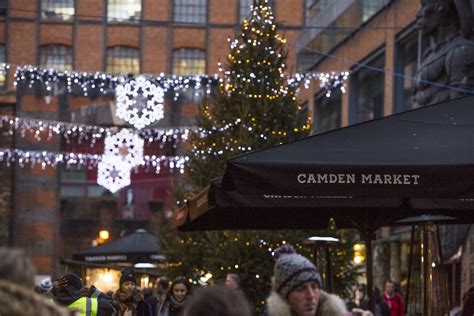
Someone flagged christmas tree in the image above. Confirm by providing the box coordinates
[160,0,357,311]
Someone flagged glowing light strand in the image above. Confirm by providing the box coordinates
[14,66,348,100]
[0,115,194,147]
[14,66,219,100]
[0,148,188,173]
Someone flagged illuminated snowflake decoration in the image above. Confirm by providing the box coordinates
[97,160,131,193]
[103,129,144,168]
[115,76,165,129]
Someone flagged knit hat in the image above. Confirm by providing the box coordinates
[61,273,83,290]
[273,244,321,298]
[39,278,53,291]
[120,268,137,285]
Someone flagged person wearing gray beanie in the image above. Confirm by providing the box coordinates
[266,244,348,316]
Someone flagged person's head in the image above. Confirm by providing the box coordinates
[62,273,83,290]
[120,268,137,294]
[143,287,153,299]
[225,273,240,290]
[169,276,192,303]
[353,284,367,301]
[155,276,170,295]
[272,244,322,316]
[373,287,383,303]
[385,280,395,296]
[0,247,36,288]
[51,272,84,305]
[183,285,251,316]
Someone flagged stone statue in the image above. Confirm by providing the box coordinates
[413,0,474,107]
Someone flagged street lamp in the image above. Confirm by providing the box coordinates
[99,230,110,241]
[304,236,339,293]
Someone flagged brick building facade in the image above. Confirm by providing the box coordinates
[0,0,305,276]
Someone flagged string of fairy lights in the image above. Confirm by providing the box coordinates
[0,148,188,172]
[0,114,194,147]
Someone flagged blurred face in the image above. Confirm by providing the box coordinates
[121,281,136,294]
[154,280,167,295]
[225,275,238,290]
[173,283,188,302]
[355,289,365,300]
[385,282,395,295]
[287,281,320,316]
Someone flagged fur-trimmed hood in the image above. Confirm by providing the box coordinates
[0,279,68,316]
[266,290,347,316]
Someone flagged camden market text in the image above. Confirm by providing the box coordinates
[297,173,420,185]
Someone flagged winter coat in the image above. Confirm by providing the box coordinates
[383,293,405,316]
[0,279,68,316]
[158,296,188,316]
[266,290,348,316]
[145,295,159,315]
[51,284,117,316]
[113,288,153,316]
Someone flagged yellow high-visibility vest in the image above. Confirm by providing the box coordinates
[68,297,98,316]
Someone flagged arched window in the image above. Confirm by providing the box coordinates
[106,46,140,74]
[41,0,74,21]
[107,0,141,22]
[174,0,207,24]
[172,49,206,76]
[39,45,73,71]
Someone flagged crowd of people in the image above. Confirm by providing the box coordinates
[2,245,474,316]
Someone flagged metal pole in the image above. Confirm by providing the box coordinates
[436,225,450,313]
[422,223,429,316]
[405,225,415,314]
[325,245,332,293]
[365,230,375,312]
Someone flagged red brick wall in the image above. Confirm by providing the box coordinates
[2,0,306,276]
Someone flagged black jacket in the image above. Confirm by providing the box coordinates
[51,285,116,316]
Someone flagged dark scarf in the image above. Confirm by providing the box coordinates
[167,295,187,315]
[113,288,145,315]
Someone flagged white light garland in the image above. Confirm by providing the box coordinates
[14,65,349,101]
[115,76,165,129]
[103,129,144,168]
[0,148,188,173]
[97,159,132,193]
[14,66,219,100]
[0,115,194,148]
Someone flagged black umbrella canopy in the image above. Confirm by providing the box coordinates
[73,229,165,264]
[176,96,474,231]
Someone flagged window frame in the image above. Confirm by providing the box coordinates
[39,44,73,72]
[173,0,208,24]
[106,0,142,23]
[312,88,342,134]
[237,0,253,23]
[171,48,207,76]
[40,0,75,22]
[0,44,6,91]
[349,47,386,124]
[393,24,424,113]
[105,46,140,75]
